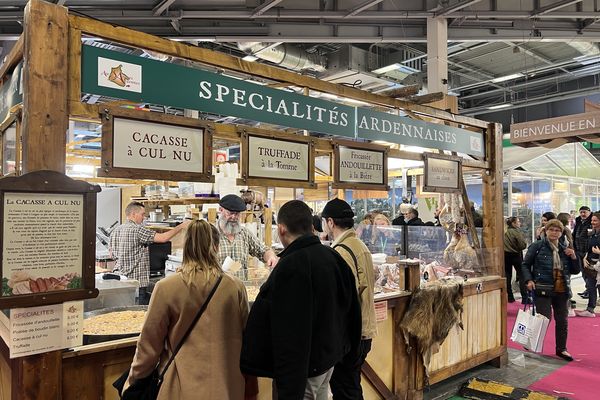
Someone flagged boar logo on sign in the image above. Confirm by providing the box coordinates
[98,57,142,93]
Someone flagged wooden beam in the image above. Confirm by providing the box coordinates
[0,35,23,81]
[407,92,445,104]
[482,123,504,277]
[361,360,398,399]
[379,84,421,99]
[22,0,69,173]
[68,14,489,129]
[67,28,82,106]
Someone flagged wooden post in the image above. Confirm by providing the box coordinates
[208,207,217,224]
[21,0,69,174]
[481,122,507,367]
[264,207,273,247]
[8,1,69,399]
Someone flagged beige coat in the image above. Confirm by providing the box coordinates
[125,272,249,400]
[332,229,377,339]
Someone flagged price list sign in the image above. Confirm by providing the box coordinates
[9,301,83,358]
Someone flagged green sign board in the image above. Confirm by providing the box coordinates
[0,62,23,124]
[81,45,484,157]
[82,45,354,138]
[356,108,484,157]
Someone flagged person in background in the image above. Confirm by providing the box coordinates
[123,220,249,399]
[392,203,412,226]
[216,194,278,270]
[366,213,395,254]
[109,202,190,305]
[321,198,376,400]
[404,207,424,226]
[521,219,580,362]
[573,206,593,299]
[469,202,484,228]
[504,217,528,303]
[556,212,577,317]
[535,211,557,240]
[241,200,361,400]
[578,212,600,317]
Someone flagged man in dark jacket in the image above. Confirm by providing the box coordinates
[241,200,362,399]
[404,207,424,226]
[573,206,592,297]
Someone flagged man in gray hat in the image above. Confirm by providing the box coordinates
[216,194,278,269]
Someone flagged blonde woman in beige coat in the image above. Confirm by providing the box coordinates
[124,220,249,399]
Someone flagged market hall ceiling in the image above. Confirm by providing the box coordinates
[1,0,600,116]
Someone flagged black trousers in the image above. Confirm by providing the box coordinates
[504,252,526,301]
[330,339,372,400]
[137,286,150,305]
[535,292,569,353]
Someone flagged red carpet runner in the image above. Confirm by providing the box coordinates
[507,302,600,399]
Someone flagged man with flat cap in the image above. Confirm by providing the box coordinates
[217,194,278,269]
[321,198,376,400]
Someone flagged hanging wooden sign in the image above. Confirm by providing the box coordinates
[240,128,316,188]
[0,170,100,309]
[333,140,388,191]
[99,107,214,182]
[423,153,462,193]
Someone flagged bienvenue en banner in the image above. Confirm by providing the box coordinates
[81,45,484,157]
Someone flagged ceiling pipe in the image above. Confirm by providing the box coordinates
[237,42,326,72]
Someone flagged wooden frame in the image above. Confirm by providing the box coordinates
[0,170,100,309]
[332,139,389,191]
[0,109,22,177]
[239,128,316,189]
[422,152,462,193]
[98,107,214,182]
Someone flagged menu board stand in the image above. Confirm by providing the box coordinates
[0,170,100,309]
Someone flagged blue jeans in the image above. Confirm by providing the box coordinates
[584,276,598,312]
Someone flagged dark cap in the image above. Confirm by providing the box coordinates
[322,198,354,219]
[580,206,591,212]
[219,194,246,212]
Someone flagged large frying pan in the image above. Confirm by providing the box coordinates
[83,305,148,345]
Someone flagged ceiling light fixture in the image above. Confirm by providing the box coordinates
[372,63,419,75]
[487,104,512,110]
[242,55,258,62]
[490,73,524,83]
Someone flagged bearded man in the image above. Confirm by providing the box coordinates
[216,194,278,270]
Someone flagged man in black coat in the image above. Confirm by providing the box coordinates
[405,207,424,226]
[573,206,592,297]
[241,200,362,400]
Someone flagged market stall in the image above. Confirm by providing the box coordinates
[0,2,505,400]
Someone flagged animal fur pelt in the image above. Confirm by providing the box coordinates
[400,279,464,380]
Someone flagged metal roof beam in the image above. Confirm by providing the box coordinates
[344,0,386,18]
[251,0,284,18]
[530,0,583,18]
[153,0,177,16]
[434,0,483,17]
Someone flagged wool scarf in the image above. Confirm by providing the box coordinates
[548,240,563,271]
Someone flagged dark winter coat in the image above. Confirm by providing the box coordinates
[574,215,593,254]
[240,234,362,400]
[521,238,580,288]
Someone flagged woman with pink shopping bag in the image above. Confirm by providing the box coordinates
[521,219,580,362]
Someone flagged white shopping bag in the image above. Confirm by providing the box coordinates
[511,307,550,352]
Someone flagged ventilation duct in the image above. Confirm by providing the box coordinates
[237,42,326,72]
